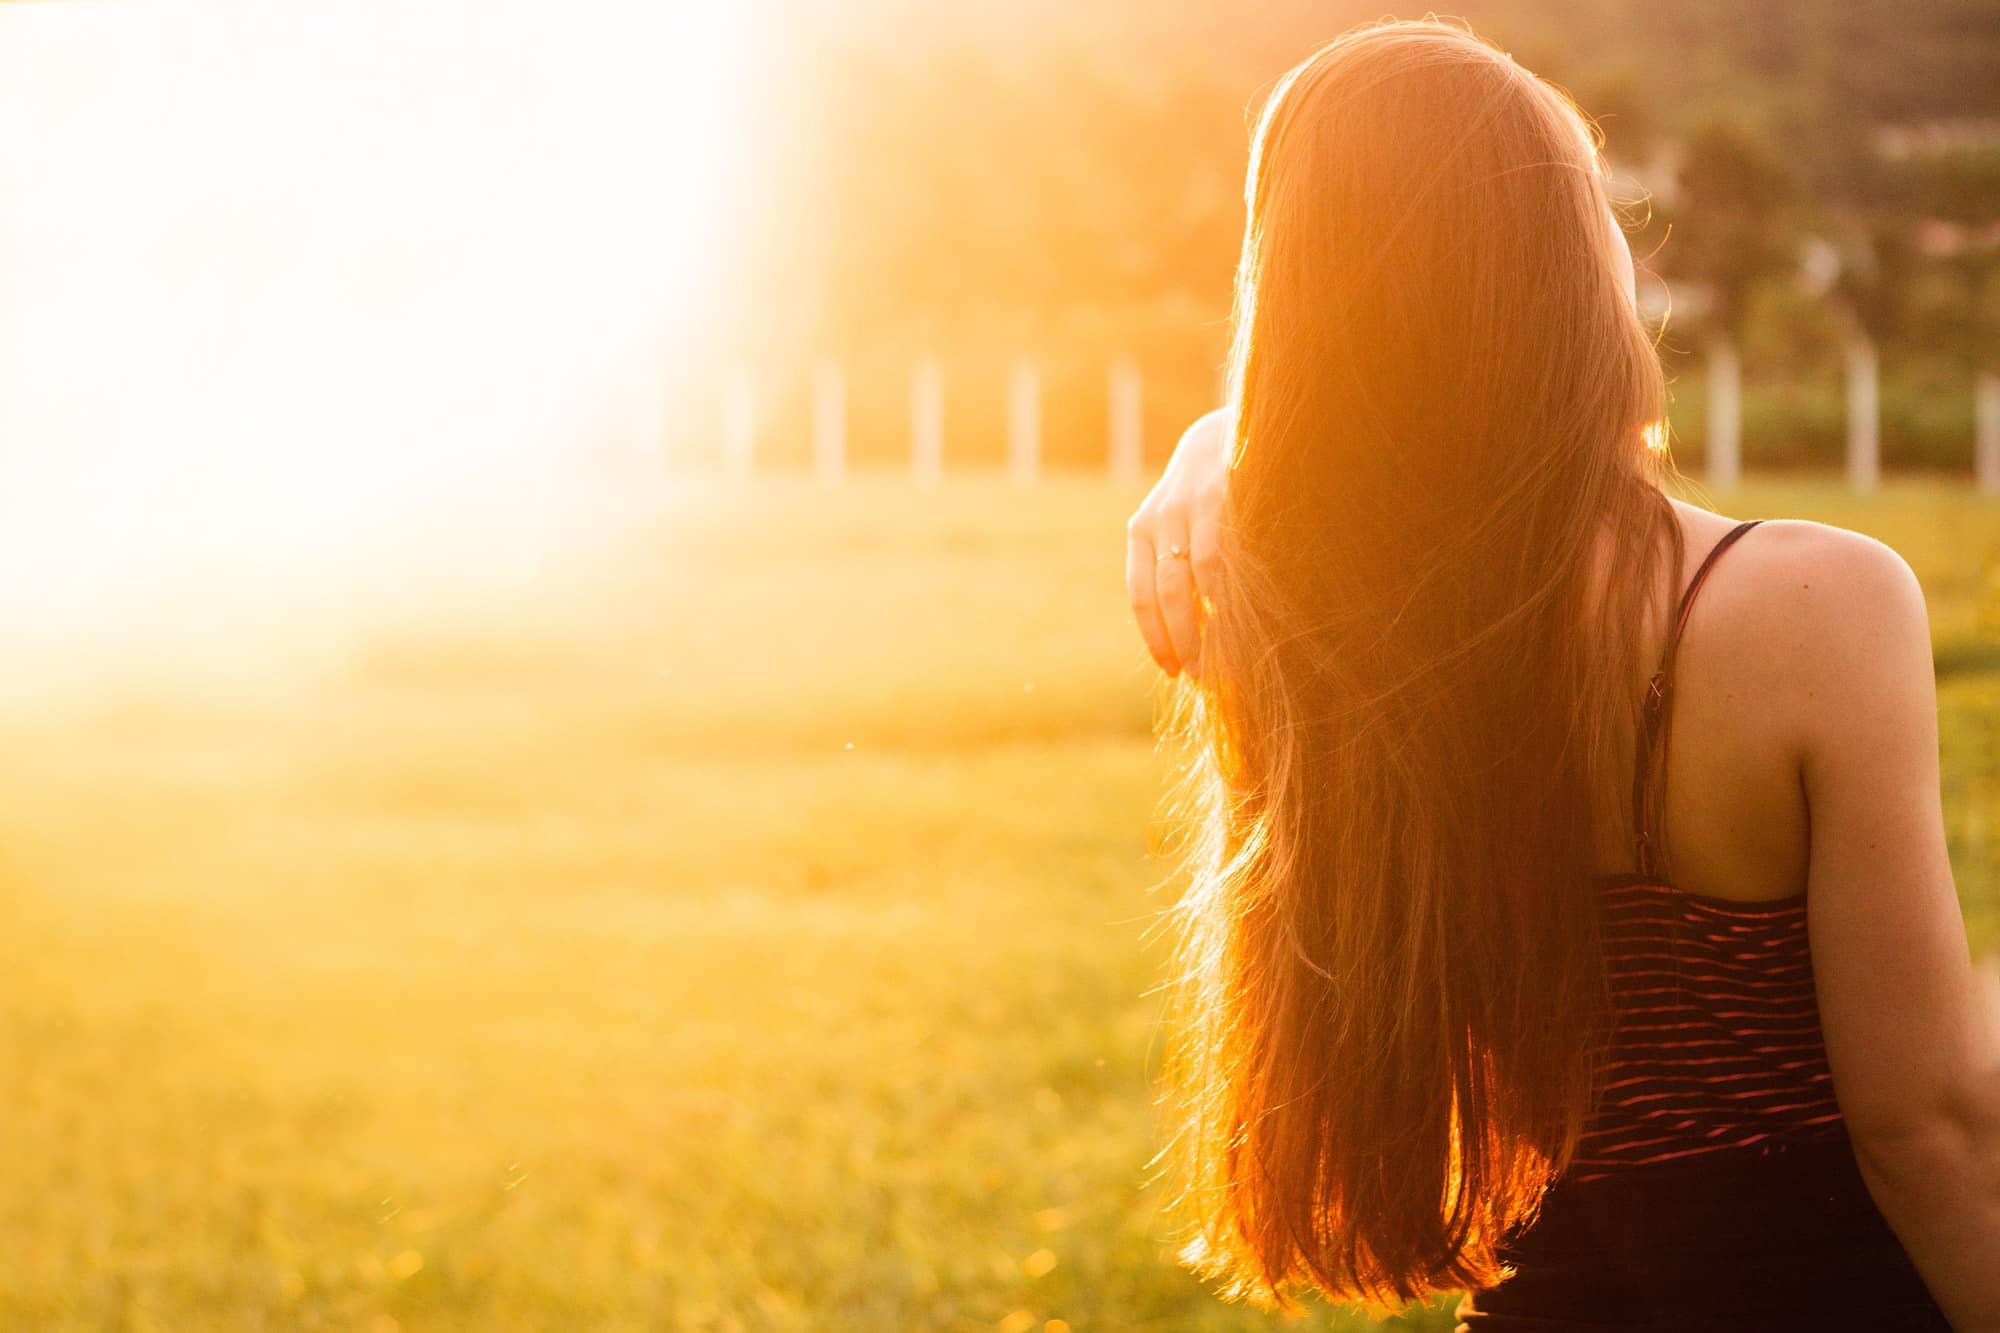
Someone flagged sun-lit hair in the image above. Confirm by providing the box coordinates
[1159,17,1686,1312]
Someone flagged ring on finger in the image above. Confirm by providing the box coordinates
[1155,544,1188,561]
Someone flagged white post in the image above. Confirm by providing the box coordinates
[812,361,845,484]
[1108,358,1142,484]
[1845,337,1880,492]
[911,357,943,487]
[722,366,756,479]
[1707,337,1741,492]
[1976,372,2000,496]
[1007,359,1040,485]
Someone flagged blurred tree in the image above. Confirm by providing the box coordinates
[1907,146,2000,226]
[1573,67,1658,164]
[1670,117,1800,336]
[1822,144,2000,369]
[1833,218,1918,346]
[713,0,1998,469]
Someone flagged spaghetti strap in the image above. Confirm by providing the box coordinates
[1631,519,1764,880]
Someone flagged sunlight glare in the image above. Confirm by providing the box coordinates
[0,0,749,685]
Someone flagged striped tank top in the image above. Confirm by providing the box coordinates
[1572,518,1838,1180]
[1459,520,1949,1330]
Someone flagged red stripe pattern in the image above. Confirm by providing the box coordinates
[1569,878,1845,1182]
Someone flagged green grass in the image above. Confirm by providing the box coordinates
[1,476,1995,1331]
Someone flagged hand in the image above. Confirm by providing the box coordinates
[1125,404,1235,677]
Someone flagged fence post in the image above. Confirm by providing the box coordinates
[911,357,943,487]
[722,366,756,479]
[1977,371,2000,496]
[812,361,845,484]
[1008,359,1040,484]
[1109,358,1142,484]
[1846,337,1880,492]
[1707,337,1741,491]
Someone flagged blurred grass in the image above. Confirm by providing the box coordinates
[1,476,1995,1331]
[1663,371,1990,474]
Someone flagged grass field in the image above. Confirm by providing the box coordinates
[3,476,1997,1332]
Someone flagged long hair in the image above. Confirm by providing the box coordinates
[1160,17,1685,1310]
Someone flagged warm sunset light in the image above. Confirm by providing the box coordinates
[1,4,1994,1330]
[0,0,751,676]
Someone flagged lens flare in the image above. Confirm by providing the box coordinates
[0,0,750,685]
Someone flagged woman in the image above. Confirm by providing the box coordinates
[1124,18,2000,1330]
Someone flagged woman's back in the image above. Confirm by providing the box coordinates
[1586,502,1813,903]
[1134,19,2000,1324]
[1459,507,1956,1328]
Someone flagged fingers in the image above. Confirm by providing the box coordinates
[1184,504,1224,678]
[1154,546,1203,673]
[1125,518,1180,675]
[1128,401,1235,679]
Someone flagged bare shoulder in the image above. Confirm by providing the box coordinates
[1670,508,1935,754]
[1704,514,1928,641]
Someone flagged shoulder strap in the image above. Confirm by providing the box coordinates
[1632,520,1764,880]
